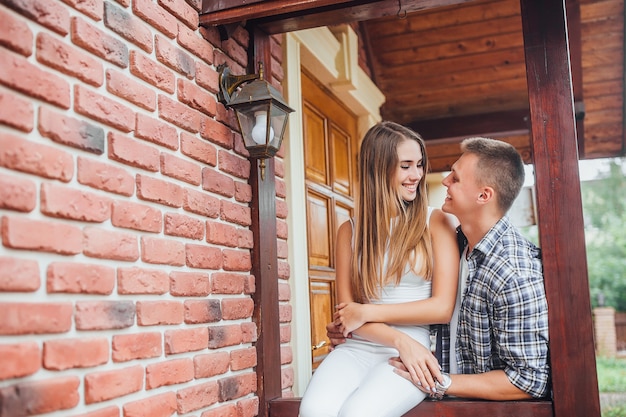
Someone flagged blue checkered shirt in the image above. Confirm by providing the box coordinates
[433,217,550,398]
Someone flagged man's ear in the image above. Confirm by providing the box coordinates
[477,187,494,203]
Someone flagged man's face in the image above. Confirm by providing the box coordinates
[441,152,482,217]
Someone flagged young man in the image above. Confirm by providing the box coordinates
[327,137,550,401]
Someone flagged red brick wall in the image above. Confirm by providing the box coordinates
[0,0,292,415]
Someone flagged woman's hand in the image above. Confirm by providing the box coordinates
[333,302,369,337]
[391,335,443,395]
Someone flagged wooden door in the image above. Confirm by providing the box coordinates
[302,71,359,369]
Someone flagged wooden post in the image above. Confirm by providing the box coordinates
[250,27,283,417]
[520,0,601,416]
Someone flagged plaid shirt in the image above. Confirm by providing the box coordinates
[433,217,550,398]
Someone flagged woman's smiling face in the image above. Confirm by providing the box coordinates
[395,138,424,203]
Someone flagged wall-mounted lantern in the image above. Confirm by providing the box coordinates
[217,62,294,180]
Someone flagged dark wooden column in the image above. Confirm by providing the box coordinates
[249,27,282,417]
[520,1,600,416]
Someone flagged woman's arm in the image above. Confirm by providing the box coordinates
[335,209,460,334]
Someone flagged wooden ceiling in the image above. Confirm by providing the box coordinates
[201,0,625,172]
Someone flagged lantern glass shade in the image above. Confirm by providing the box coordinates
[227,78,293,159]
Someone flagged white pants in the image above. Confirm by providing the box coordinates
[299,339,427,417]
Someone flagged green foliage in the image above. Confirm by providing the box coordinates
[581,159,626,310]
[597,356,626,393]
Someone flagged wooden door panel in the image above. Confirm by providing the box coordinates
[304,104,328,185]
[330,124,352,197]
[306,190,332,267]
[309,277,334,368]
[335,201,352,233]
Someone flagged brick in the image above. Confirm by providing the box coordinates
[62,0,103,20]
[0,342,40,380]
[123,392,177,417]
[145,358,194,390]
[180,131,217,166]
[0,302,72,335]
[199,116,233,148]
[39,106,105,154]
[41,183,112,222]
[276,177,287,199]
[118,266,169,295]
[75,85,134,132]
[280,323,291,343]
[199,25,221,47]
[84,365,143,404]
[132,0,178,38]
[141,236,185,266]
[159,0,197,29]
[0,256,39,292]
[47,262,115,295]
[71,16,128,68]
[103,1,152,53]
[218,150,250,180]
[2,216,82,255]
[193,351,229,379]
[75,300,135,330]
[106,69,156,111]
[206,220,238,247]
[0,87,34,132]
[185,243,222,270]
[208,324,242,349]
[137,300,183,326]
[211,272,246,294]
[37,32,103,86]
[0,7,33,56]
[77,156,135,196]
[72,405,119,417]
[201,403,238,417]
[279,303,292,323]
[0,376,79,415]
[230,347,256,371]
[277,239,288,259]
[111,201,162,233]
[195,61,219,94]
[0,48,70,108]
[164,327,208,354]
[161,153,202,185]
[43,337,108,370]
[222,249,252,272]
[3,0,70,35]
[158,94,202,133]
[218,372,256,402]
[129,51,175,94]
[278,282,291,302]
[276,198,288,219]
[241,322,257,343]
[112,332,162,362]
[221,200,252,226]
[183,299,221,324]
[280,346,293,365]
[135,113,178,149]
[178,24,213,64]
[169,271,209,297]
[238,397,260,417]
[83,226,139,261]
[201,168,234,198]
[183,188,220,219]
[221,37,247,69]
[277,219,288,240]
[238,228,254,249]
[221,298,254,320]
[155,34,194,78]
[137,174,184,207]
[164,212,204,239]
[234,181,253,204]
[278,259,290,279]
[0,173,36,212]
[177,78,216,117]
[244,275,255,295]
[282,366,294,390]
[108,131,160,172]
[176,380,219,414]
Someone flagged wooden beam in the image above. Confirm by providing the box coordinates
[200,0,473,34]
[520,1,600,417]
[407,109,530,141]
[250,27,282,417]
[565,0,585,157]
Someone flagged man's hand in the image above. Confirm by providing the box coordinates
[326,321,347,350]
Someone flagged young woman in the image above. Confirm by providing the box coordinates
[299,121,459,417]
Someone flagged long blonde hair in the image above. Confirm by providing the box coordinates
[351,121,433,302]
